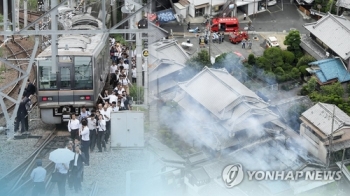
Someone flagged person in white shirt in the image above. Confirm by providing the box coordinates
[97,114,106,152]
[123,59,130,76]
[79,119,90,166]
[55,162,69,196]
[87,114,97,152]
[100,105,111,143]
[68,114,80,140]
[111,101,119,112]
[131,65,137,83]
[79,106,90,122]
[120,74,132,95]
[110,62,118,74]
[101,91,118,104]
[114,84,125,95]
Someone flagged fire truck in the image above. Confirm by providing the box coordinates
[211,17,239,32]
[229,31,249,44]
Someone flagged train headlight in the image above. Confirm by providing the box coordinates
[42,97,53,101]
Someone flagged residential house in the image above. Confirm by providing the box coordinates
[301,14,350,66]
[173,67,287,151]
[300,102,350,164]
[184,136,327,196]
[183,0,264,18]
[306,58,350,85]
[149,59,186,99]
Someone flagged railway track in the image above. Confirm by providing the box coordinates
[0,37,36,118]
[0,129,70,196]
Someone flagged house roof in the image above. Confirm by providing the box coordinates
[301,102,350,135]
[308,58,350,83]
[304,14,350,60]
[148,39,190,65]
[178,67,263,118]
[149,59,185,81]
[336,0,350,9]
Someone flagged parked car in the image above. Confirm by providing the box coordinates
[266,36,280,48]
[267,0,277,6]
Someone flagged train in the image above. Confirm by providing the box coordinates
[36,6,110,124]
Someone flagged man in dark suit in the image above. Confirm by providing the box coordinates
[26,79,36,97]
[69,145,85,193]
[14,94,32,135]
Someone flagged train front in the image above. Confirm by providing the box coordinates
[35,10,109,124]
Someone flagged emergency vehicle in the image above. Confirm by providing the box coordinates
[211,17,239,32]
[229,31,249,44]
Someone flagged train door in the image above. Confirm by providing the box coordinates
[59,66,72,89]
[57,56,74,105]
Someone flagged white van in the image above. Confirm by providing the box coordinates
[266,36,280,48]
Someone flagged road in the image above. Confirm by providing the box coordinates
[161,3,315,35]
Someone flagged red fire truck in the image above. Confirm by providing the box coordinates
[211,17,239,32]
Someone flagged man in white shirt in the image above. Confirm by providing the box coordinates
[101,91,118,104]
[68,114,80,140]
[55,162,69,196]
[131,65,137,83]
[30,159,47,196]
[123,59,129,76]
[80,119,90,166]
[111,101,119,112]
[87,114,97,152]
[79,106,90,122]
[100,105,111,143]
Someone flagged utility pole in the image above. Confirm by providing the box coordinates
[327,105,336,169]
[3,0,8,31]
[51,0,58,73]
[208,0,212,63]
[24,0,28,27]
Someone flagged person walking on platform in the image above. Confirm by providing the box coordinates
[97,114,107,152]
[68,114,80,140]
[100,105,111,143]
[69,145,85,193]
[55,162,69,196]
[30,159,46,196]
[88,114,97,152]
[79,119,90,166]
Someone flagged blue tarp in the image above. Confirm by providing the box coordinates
[156,9,176,23]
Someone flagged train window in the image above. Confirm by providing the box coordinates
[60,67,71,89]
[74,57,93,89]
[58,56,72,63]
[38,60,57,90]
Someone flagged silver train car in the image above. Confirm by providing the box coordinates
[36,12,110,124]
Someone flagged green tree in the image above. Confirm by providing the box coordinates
[296,55,316,68]
[275,67,284,76]
[290,67,301,80]
[306,77,318,93]
[179,50,211,81]
[263,47,284,70]
[247,54,256,65]
[320,82,344,97]
[284,30,303,59]
[282,50,295,64]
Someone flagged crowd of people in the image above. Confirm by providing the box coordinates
[30,37,138,196]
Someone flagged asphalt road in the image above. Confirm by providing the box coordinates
[161,3,315,35]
